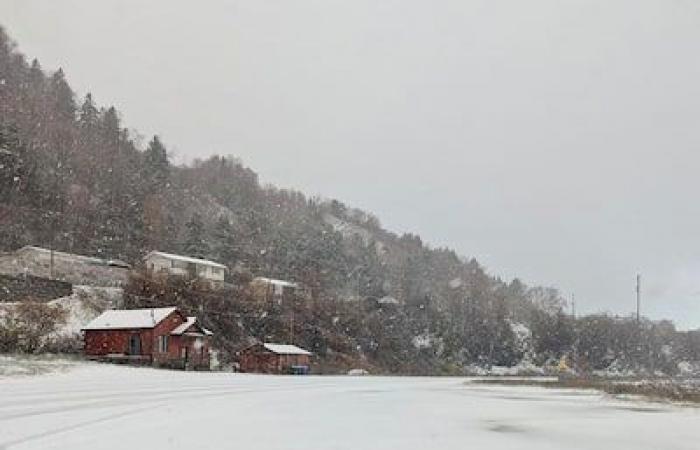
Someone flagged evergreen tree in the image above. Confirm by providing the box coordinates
[143,135,169,191]
[48,69,76,121]
[75,93,100,188]
[212,215,237,267]
[47,68,76,178]
[101,107,120,148]
[183,213,209,258]
[141,135,170,251]
[0,125,22,202]
[78,93,99,130]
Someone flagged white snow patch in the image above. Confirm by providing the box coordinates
[448,277,462,289]
[412,333,432,350]
[465,360,546,377]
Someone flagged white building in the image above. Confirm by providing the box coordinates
[144,251,226,286]
[250,277,298,301]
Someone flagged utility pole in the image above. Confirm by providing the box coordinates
[636,274,641,324]
[289,304,295,344]
[49,211,56,279]
[571,293,576,318]
[49,245,54,279]
[151,308,156,365]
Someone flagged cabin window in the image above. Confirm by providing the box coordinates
[158,335,169,353]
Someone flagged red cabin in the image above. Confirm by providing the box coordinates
[238,343,312,374]
[82,307,212,370]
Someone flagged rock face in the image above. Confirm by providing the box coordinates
[0,247,127,347]
[0,274,73,302]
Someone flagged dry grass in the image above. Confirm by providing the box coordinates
[472,377,700,404]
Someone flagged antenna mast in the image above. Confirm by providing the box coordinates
[636,274,641,324]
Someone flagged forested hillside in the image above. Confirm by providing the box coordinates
[1,26,698,374]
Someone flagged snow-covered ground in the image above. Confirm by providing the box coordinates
[0,355,82,377]
[1,365,698,450]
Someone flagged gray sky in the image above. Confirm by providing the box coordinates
[2,0,700,328]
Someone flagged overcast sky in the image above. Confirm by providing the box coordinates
[2,0,700,328]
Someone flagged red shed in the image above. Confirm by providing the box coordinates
[82,307,212,370]
[239,343,312,374]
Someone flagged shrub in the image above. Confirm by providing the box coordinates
[0,300,67,353]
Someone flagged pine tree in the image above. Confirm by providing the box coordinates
[47,68,76,178]
[0,125,22,203]
[143,135,169,191]
[101,107,120,148]
[212,215,237,267]
[48,69,76,121]
[141,135,170,251]
[183,213,209,258]
[78,93,99,130]
[75,93,100,188]
[28,59,44,93]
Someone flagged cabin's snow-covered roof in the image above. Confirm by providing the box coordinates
[378,296,401,305]
[263,343,312,355]
[170,317,197,335]
[252,277,298,288]
[82,307,178,330]
[170,317,213,336]
[144,251,226,269]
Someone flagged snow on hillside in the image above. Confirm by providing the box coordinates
[0,285,121,341]
[323,213,386,253]
[411,331,444,354]
[49,285,123,336]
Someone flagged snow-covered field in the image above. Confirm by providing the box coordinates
[1,365,699,450]
[0,355,81,377]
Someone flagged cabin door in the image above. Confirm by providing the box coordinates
[129,334,141,355]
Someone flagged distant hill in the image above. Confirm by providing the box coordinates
[1,25,698,375]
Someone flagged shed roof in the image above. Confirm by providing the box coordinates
[144,251,226,269]
[252,277,298,288]
[82,307,178,330]
[263,343,312,355]
[378,296,401,305]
